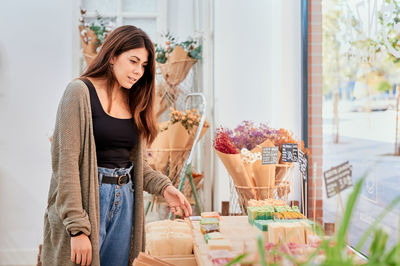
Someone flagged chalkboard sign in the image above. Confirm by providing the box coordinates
[282,143,298,162]
[324,161,353,198]
[262,147,279,164]
[298,150,308,180]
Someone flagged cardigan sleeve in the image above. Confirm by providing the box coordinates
[141,143,172,196]
[52,81,91,236]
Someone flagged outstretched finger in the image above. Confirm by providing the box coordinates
[179,194,185,205]
[71,250,76,263]
[181,203,190,217]
[184,199,193,216]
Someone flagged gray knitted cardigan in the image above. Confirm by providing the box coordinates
[41,80,172,265]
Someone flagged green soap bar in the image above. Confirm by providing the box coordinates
[247,207,259,224]
[266,211,274,219]
[274,205,291,213]
[292,206,300,212]
[256,210,267,220]
[249,206,276,223]
[266,206,274,212]
[200,217,219,225]
[254,220,273,231]
[248,215,254,225]
[204,232,224,243]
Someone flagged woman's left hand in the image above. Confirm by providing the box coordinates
[162,185,192,217]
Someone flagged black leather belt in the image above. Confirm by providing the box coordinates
[102,174,130,185]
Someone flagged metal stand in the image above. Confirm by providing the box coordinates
[168,92,207,219]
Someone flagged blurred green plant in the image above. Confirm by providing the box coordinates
[375,80,392,92]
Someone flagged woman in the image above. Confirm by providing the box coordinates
[41,25,192,266]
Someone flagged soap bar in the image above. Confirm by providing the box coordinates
[145,219,193,256]
[274,206,292,213]
[247,207,258,224]
[292,206,300,212]
[200,217,220,226]
[248,206,274,224]
[204,232,224,243]
[207,239,233,251]
[146,219,192,234]
[146,232,193,256]
[248,199,286,207]
[200,224,220,234]
[254,220,273,232]
[300,220,319,246]
[201,212,221,221]
[268,223,285,244]
[282,222,305,244]
[208,250,234,265]
[258,206,274,220]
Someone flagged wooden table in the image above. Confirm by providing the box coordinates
[191,216,261,266]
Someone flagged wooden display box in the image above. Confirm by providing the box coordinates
[156,254,197,266]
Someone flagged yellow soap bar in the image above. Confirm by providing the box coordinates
[201,211,221,221]
[207,239,233,251]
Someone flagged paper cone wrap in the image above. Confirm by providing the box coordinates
[214,149,256,199]
[251,139,280,199]
[167,123,193,179]
[275,163,290,182]
[79,26,99,65]
[167,122,209,181]
[148,121,170,173]
[158,46,196,88]
[275,163,292,197]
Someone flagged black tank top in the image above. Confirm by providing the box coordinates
[81,78,138,168]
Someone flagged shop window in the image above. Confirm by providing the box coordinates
[323,0,400,253]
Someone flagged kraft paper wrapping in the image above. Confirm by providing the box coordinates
[148,121,170,173]
[167,122,209,181]
[214,149,256,200]
[167,123,191,180]
[276,165,291,198]
[158,46,196,88]
[275,161,291,182]
[154,84,169,118]
[154,81,180,119]
[79,26,98,66]
[251,139,279,199]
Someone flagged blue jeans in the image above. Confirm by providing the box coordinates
[98,163,134,266]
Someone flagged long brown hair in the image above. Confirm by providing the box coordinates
[81,25,158,144]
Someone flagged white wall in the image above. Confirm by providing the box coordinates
[213,0,302,211]
[0,0,77,264]
[0,0,200,264]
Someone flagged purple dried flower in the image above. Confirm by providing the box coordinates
[228,121,275,150]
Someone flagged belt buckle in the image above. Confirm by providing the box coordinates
[117,175,127,185]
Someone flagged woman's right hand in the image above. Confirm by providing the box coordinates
[71,234,92,265]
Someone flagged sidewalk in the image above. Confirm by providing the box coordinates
[323,108,400,252]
